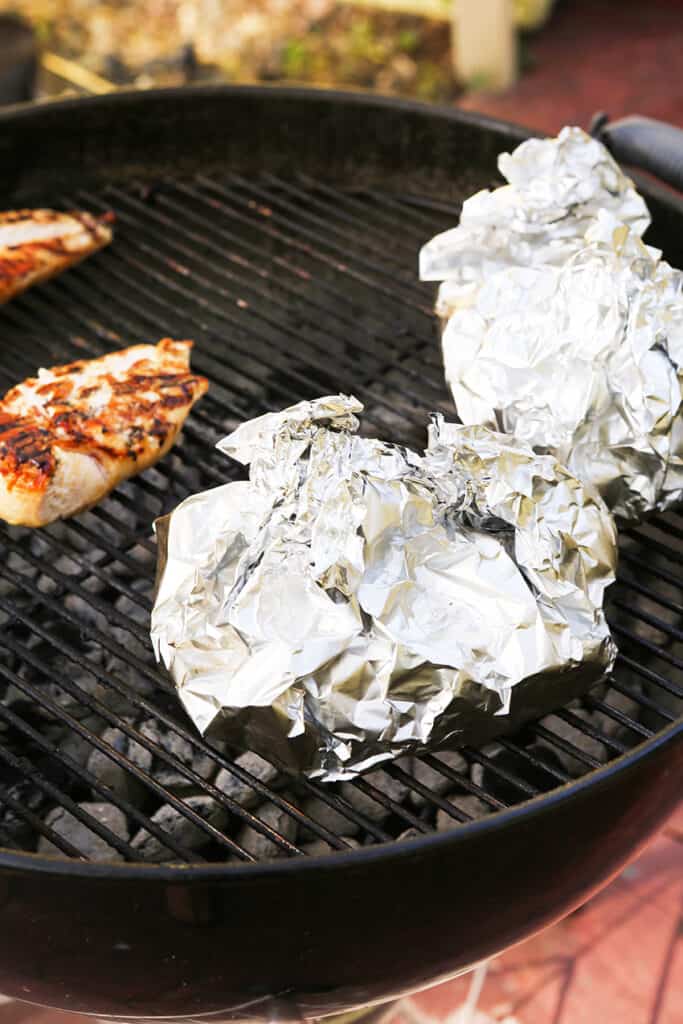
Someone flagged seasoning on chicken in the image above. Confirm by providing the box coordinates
[0,339,208,527]
[0,209,114,304]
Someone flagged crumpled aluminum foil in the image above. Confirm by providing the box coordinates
[420,126,650,323]
[151,396,617,781]
[420,127,683,522]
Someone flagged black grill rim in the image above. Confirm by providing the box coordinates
[1,715,679,879]
[0,82,527,122]
[2,83,681,230]
[0,86,681,875]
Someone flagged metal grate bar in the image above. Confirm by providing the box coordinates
[553,708,628,755]
[611,598,683,646]
[497,738,572,784]
[531,724,603,770]
[194,174,436,322]
[615,651,683,699]
[96,245,431,440]
[608,677,677,722]
[394,192,468,222]
[79,199,438,432]
[383,763,479,823]
[0,572,379,850]
[417,753,507,810]
[158,178,431,350]
[648,513,683,544]
[73,245,365,424]
[0,644,259,860]
[161,180,448,403]
[85,184,448,415]
[0,736,140,861]
[225,173,431,305]
[158,179,447,378]
[0,175,680,863]
[618,565,683,617]
[611,621,683,675]
[0,699,203,862]
[299,175,447,242]
[0,535,148,644]
[622,526,683,567]
[620,544,683,595]
[263,173,423,267]
[582,694,654,739]
[0,784,87,860]
[351,776,431,833]
[461,747,539,798]
[363,188,462,232]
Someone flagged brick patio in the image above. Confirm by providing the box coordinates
[457,0,683,134]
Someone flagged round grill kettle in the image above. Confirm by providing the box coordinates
[0,87,680,1022]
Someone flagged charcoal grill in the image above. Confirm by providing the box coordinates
[0,87,681,1022]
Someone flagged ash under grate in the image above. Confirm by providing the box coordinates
[0,174,680,864]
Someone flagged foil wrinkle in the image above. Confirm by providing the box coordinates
[420,126,683,522]
[151,396,617,780]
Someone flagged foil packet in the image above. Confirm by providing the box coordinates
[439,213,683,522]
[419,126,651,323]
[151,396,617,781]
[420,127,683,522]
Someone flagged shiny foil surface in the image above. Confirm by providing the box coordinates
[420,126,650,322]
[151,396,617,780]
[420,127,683,522]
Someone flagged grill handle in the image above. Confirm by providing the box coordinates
[590,113,683,194]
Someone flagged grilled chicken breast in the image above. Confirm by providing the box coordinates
[0,209,113,304]
[0,339,208,527]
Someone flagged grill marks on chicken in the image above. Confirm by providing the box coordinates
[0,339,208,526]
[0,209,113,303]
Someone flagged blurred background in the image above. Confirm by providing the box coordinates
[0,0,682,132]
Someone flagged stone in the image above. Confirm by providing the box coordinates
[115,588,151,627]
[409,749,469,807]
[112,543,156,577]
[472,741,569,800]
[397,827,423,842]
[300,838,332,857]
[38,802,129,861]
[301,835,360,856]
[103,650,157,699]
[36,553,81,596]
[138,718,218,790]
[236,802,298,860]
[538,707,608,776]
[30,525,84,558]
[131,794,229,861]
[214,751,279,810]
[64,593,111,635]
[592,684,643,740]
[338,835,360,850]
[86,725,153,802]
[300,797,360,839]
[339,768,410,821]
[0,782,46,851]
[57,713,108,768]
[436,795,491,830]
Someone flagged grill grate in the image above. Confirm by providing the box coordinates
[0,173,681,864]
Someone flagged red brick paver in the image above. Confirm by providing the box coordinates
[392,817,683,1024]
[458,0,683,134]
